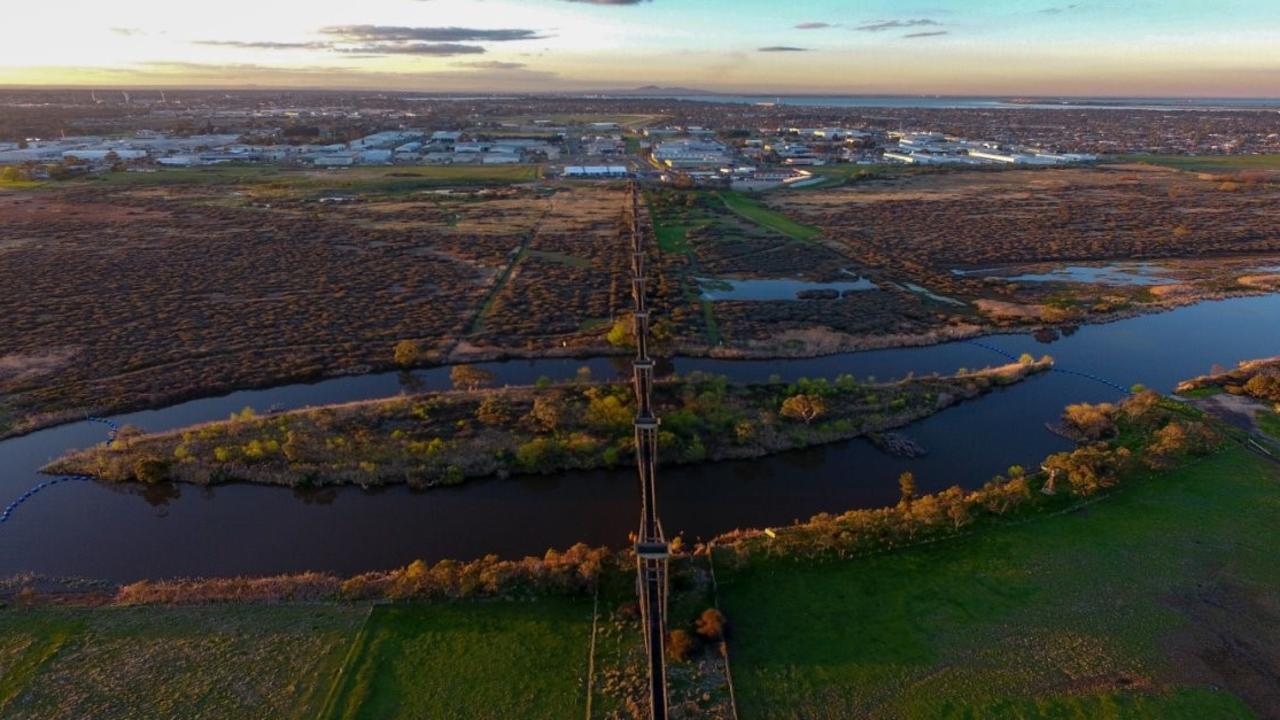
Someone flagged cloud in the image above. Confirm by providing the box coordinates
[195,40,330,50]
[98,61,564,91]
[320,25,545,43]
[452,60,528,70]
[1038,4,1079,14]
[111,28,144,36]
[758,46,808,52]
[795,22,832,30]
[902,31,949,38]
[854,19,941,32]
[195,25,545,58]
[336,43,485,56]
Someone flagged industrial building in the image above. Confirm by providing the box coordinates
[652,138,732,168]
[563,165,629,178]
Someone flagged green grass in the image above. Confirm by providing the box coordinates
[716,190,821,241]
[717,448,1280,719]
[321,599,593,720]
[0,605,364,720]
[0,179,45,191]
[652,220,704,253]
[1257,410,1280,439]
[797,164,896,189]
[1177,386,1225,399]
[1113,155,1280,173]
[700,298,723,345]
[469,244,528,335]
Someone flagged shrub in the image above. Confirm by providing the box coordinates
[605,316,633,348]
[450,365,495,391]
[475,396,513,426]
[695,608,726,641]
[515,437,563,471]
[133,456,170,484]
[667,629,697,662]
[1062,402,1116,440]
[780,394,827,425]
[393,340,423,368]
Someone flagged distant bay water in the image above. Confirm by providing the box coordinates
[612,94,1280,111]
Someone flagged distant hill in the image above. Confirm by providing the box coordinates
[606,85,712,97]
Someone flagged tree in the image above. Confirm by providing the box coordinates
[667,629,697,662]
[112,424,146,450]
[605,316,633,348]
[526,394,565,432]
[898,471,917,508]
[1244,373,1280,402]
[133,456,170,484]
[475,396,512,426]
[584,388,632,432]
[695,608,726,641]
[450,365,494,391]
[516,437,563,471]
[393,340,423,368]
[780,394,826,425]
[1062,402,1116,440]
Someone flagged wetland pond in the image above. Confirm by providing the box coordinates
[698,275,877,301]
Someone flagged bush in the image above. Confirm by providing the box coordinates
[393,339,423,368]
[475,396,513,426]
[1062,402,1116,440]
[450,365,495,391]
[515,437,563,471]
[695,608,726,641]
[667,629,697,662]
[780,394,826,425]
[132,456,170,484]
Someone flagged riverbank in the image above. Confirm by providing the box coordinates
[45,359,1051,488]
[2,282,1274,445]
[6,293,1280,582]
[717,443,1279,719]
[4,389,1277,719]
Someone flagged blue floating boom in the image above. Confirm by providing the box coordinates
[2,419,116,529]
[967,340,1131,395]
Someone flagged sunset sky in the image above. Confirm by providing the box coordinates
[3,0,1278,96]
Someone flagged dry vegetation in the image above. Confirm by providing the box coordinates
[5,164,1278,438]
[46,360,1049,487]
[655,165,1280,355]
[0,180,632,438]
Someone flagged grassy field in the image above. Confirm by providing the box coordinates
[0,179,45,191]
[716,447,1280,719]
[797,163,899,189]
[0,605,365,720]
[1115,155,1280,173]
[0,598,597,720]
[717,190,821,241]
[1257,410,1280,439]
[321,599,593,720]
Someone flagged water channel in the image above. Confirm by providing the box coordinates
[2,294,1277,582]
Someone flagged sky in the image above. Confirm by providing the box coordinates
[2,0,1279,96]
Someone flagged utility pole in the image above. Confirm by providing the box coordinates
[625,182,670,720]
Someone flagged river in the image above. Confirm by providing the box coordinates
[2,294,1277,582]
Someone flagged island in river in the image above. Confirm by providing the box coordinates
[46,358,1051,488]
